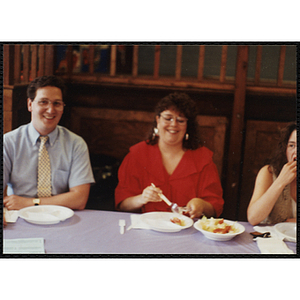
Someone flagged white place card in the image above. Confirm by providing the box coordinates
[3,238,45,254]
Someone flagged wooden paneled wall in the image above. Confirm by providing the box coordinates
[70,107,228,177]
[2,44,297,221]
[238,120,290,221]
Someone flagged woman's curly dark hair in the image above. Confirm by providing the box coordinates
[146,92,203,150]
[268,122,297,176]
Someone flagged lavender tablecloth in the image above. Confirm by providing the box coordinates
[3,209,297,255]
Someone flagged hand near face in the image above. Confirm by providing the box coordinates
[277,160,297,187]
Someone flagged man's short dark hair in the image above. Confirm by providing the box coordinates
[27,75,66,100]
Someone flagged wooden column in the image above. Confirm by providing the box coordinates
[66,45,73,76]
[197,45,205,81]
[45,45,55,75]
[254,45,262,84]
[175,45,182,80]
[153,45,161,79]
[223,45,249,220]
[132,45,139,77]
[277,45,286,87]
[3,45,15,134]
[3,87,14,134]
[89,45,95,74]
[31,45,38,80]
[22,45,30,82]
[38,45,45,76]
[220,45,228,82]
[14,44,21,84]
[110,45,117,76]
[3,45,14,85]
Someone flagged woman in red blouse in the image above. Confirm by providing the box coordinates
[115,93,224,219]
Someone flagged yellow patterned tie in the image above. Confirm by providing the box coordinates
[37,136,52,197]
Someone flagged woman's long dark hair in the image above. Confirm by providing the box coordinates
[268,122,296,176]
[146,92,203,150]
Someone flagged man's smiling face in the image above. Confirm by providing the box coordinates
[28,86,64,136]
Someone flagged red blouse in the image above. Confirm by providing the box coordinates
[115,141,224,217]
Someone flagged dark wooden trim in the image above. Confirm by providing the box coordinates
[38,45,45,77]
[110,45,117,76]
[3,45,14,85]
[31,45,38,80]
[89,45,95,74]
[277,45,286,87]
[197,45,205,81]
[64,74,236,92]
[3,86,14,133]
[14,45,21,84]
[175,45,183,80]
[254,45,262,84]
[246,85,295,96]
[153,45,161,79]
[45,45,54,75]
[223,45,249,220]
[220,45,228,82]
[22,45,30,83]
[132,45,139,77]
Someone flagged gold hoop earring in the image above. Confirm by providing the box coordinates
[152,128,159,140]
[185,133,189,140]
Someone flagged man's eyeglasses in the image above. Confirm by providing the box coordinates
[35,100,65,110]
[160,114,188,125]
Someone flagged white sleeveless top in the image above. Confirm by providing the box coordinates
[261,168,296,224]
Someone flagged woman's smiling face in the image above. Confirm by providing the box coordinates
[156,108,187,147]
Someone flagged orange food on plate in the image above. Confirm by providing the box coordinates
[170,217,185,226]
[199,216,238,234]
[213,225,232,234]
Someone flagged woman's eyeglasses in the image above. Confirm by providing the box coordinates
[160,114,188,125]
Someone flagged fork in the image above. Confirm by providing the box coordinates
[119,219,126,234]
[151,183,187,214]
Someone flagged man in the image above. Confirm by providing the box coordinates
[3,75,95,213]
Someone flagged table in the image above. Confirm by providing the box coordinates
[3,209,297,255]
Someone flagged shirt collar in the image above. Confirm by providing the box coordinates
[142,144,198,181]
[28,122,58,146]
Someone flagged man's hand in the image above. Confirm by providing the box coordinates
[3,195,32,210]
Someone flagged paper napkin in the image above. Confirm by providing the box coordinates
[126,214,150,231]
[4,208,19,223]
[253,225,294,254]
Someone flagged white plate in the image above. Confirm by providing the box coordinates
[194,219,245,241]
[140,212,193,232]
[274,222,296,243]
[18,205,74,225]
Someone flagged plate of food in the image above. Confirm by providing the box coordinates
[194,216,245,241]
[274,222,296,243]
[18,205,74,225]
[140,212,193,232]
